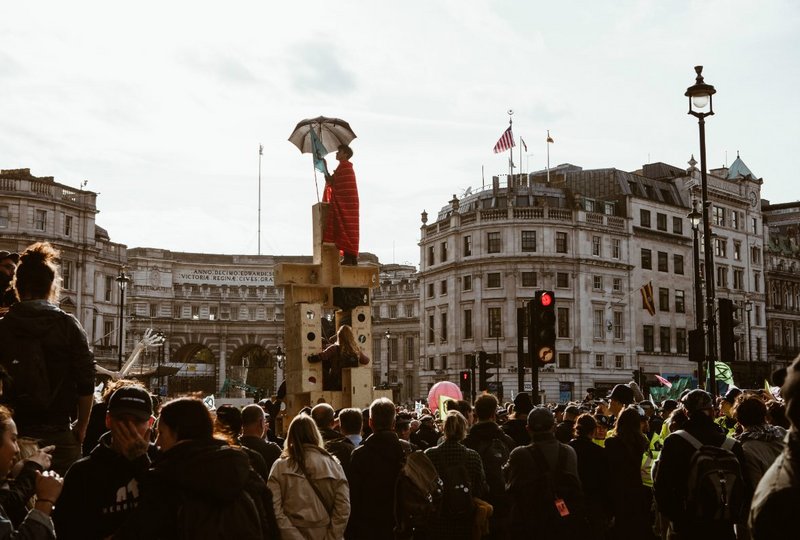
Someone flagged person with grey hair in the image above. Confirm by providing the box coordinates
[348,398,408,539]
[750,354,800,539]
[504,406,585,538]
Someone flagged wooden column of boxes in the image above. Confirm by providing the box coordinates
[275,202,380,420]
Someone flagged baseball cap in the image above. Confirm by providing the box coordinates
[662,399,679,412]
[108,386,153,420]
[682,389,714,414]
[608,384,634,405]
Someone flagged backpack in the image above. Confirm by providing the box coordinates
[510,444,587,538]
[477,437,510,505]
[394,450,443,539]
[674,430,746,523]
[439,463,474,517]
[0,329,62,413]
[177,470,277,540]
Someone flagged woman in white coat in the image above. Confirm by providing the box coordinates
[268,414,350,540]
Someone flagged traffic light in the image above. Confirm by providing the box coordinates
[478,351,495,390]
[688,328,704,363]
[529,290,556,365]
[718,298,741,362]
[459,370,471,393]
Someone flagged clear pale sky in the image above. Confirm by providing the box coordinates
[2,1,798,267]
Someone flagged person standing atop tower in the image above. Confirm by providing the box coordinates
[323,144,360,265]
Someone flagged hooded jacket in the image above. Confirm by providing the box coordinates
[348,430,406,539]
[0,300,94,430]
[53,432,153,540]
[268,445,350,540]
[749,430,800,539]
[737,424,786,488]
[114,439,272,539]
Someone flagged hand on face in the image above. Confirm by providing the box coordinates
[114,418,151,461]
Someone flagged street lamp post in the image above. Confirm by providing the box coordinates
[688,198,705,388]
[685,65,718,395]
[115,269,131,371]
[384,330,392,387]
[745,301,753,364]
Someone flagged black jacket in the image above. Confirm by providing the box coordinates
[348,430,406,540]
[53,432,154,540]
[501,418,531,447]
[114,439,272,539]
[568,436,612,513]
[239,435,282,474]
[654,413,749,540]
[0,300,94,430]
[554,420,575,444]
[749,430,800,540]
[463,421,514,512]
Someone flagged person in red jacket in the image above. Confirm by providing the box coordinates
[323,145,360,265]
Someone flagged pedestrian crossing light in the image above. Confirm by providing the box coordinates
[529,291,557,365]
[718,298,741,362]
[459,370,471,393]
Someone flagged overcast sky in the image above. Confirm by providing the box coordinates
[2,1,798,267]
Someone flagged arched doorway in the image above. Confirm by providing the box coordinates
[169,343,217,395]
[228,344,275,399]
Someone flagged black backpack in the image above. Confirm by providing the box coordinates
[509,444,588,539]
[0,327,63,413]
[439,463,474,518]
[176,470,277,540]
[394,451,443,539]
[477,437,510,505]
[674,430,746,523]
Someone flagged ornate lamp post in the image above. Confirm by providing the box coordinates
[688,198,705,387]
[685,66,718,395]
[115,269,131,371]
[384,330,392,386]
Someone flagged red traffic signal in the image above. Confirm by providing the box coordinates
[459,370,471,392]
[540,292,553,307]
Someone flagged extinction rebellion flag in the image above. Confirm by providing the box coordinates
[640,281,656,316]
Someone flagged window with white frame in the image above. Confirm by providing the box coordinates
[595,354,604,368]
[521,231,537,252]
[615,355,624,368]
[593,309,604,338]
[521,271,537,287]
[614,311,623,339]
[612,239,621,259]
[34,209,46,231]
[593,275,603,291]
[592,236,601,257]
[613,278,622,292]
[61,260,73,290]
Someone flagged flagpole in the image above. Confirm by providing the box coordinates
[258,143,263,255]
[507,111,513,189]
[546,129,551,184]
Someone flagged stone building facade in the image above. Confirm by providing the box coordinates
[762,201,800,366]
[416,157,771,402]
[0,168,126,368]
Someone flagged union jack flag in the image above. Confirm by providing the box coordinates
[493,127,515,154]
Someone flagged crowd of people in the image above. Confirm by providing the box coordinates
[0,242,799,539]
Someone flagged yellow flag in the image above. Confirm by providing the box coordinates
[438,395,456,421]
